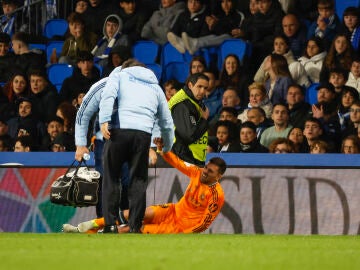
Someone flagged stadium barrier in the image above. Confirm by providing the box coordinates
[1,153,360,235]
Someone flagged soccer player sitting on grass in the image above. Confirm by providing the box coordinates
[63,138,226,234]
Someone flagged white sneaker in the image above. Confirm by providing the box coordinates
[62,224,79,233]
[78,220,96,233]
[167,32,186,54]
[182,32,198,55]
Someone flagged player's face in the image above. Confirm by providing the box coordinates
[201,163,221,184]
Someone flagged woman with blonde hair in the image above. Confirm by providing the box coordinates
[237,82,272,123]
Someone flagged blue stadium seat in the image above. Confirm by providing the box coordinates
[46,41,64,63]
[335,0,360,17]
[163,61,189,84]
[47,64,74,92]
[305,83,320,105]
[217,39,251,70]
[132,40,160,64]
[43,19,68,39]
[161,42,186,67]
[146,63,162,82]
[94,64,103,77]
[29,43,46,51]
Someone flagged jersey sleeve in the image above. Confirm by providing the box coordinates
[162,151,199,178]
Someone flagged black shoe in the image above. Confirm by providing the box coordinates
[103,225,118,234]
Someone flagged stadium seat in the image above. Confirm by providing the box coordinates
[163,61,189,84]
[217,39,251,70]
[305,83,320,105]
[132,40,160,64]
[335,0,360,17]
[47,64,74,92]
[46,41,64,63]
[43,19,68,39]
[161,42,187,67]
[29,43,46,51]
[146,63,162,81]
[94,64,103,77]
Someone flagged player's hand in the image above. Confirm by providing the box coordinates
[101,122,111,140]
[153,137,164,154]
[149,148,157,166]
[75,146,89,162]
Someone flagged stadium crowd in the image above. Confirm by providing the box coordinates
[1,0,360,155]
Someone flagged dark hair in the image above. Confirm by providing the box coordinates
[274,34,290,47]
[240,121,257,133]
[67,12,85,25]
[163,79,182,91]
[11,32,30,45]
[305,116,323,129]
[208,157,227,175]
[288,83,305,96]
[15,135,34,150]
[121,58,146,69]
[0,135,13,151]
[304,36,326,58]
[186,72,209,87]
[317,0,334,9]
[343,6,360,17]
[0,32,10,44]
[215,120,238,142]
[47,116,64,126]
[272,102,289,114]
[341,86,359,100]
[76,50,94,62]
[189,55,207,74]
[219,106,238,116]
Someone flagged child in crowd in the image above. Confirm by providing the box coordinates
[163,79,181,102]
[298,37,327,83]
[345,57,360,93]
[309,139,329,153]
[207,120,238,153]
[342,6,360,53]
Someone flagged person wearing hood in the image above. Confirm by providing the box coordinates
[59,50,100,105]
[141,0,185,45]
[99,58,174,233]
[91,14,129,68]
[168,72,210,166]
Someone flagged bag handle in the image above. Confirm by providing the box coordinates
[65,158,89,176]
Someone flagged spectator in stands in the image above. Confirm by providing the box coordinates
[345,57,360,93]
[286,84,311,129]
[74,92,86,110]
[314,81,336,104]
[268,137,296,153]
[247,106,272,139]
[75,0,89,14]
[7,97,46,147]
[254,34,310,88]
[40,116,64,151]
[13,135,34,152]
[237,82,272,123]
[82,0,113,37]
[234,120,268,153]
[342,6,360,54]
[319,33,354,82]
[1,71,30,120]
[208,106,241,137]
[342,100,360,138]
[0,0,21,36]
[237,0,284,69]
[341,134,360,154]
[28,69,59,123]
[141,0,185,45]
[218,54,250,108]
[202,70,223,122]
[181,0,245,55]
[338,86,359,131]
[292,0,318,23]
[51,131,76,152]
[287,126,306,153]
[11,32,47,75]
[235,0,258,40]
[163,79,181,102]
[220,87,242,115]
[189,55,207,75]
[282,13,308,59]
[0,32,15,83]
[260,103,293,148]
[57,12,97,65]
[59,51,100,105]
[298,37,327,83]
[263,53,293,105]
[118,0,147,45]
[167,0,210,54]
[309,139,329,153]
[102,45,132,77]
[207,120,239,153]
[0,134,12,151]
[56,102,77,135]
[328,68,349,99]
[91,14,129,68]
[307,0,342,47]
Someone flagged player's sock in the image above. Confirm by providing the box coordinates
[62,224,79,233]
[78,218,103,233]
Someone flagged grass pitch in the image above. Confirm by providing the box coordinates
[1,234,359,270]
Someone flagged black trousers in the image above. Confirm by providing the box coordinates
[102,129,151,232]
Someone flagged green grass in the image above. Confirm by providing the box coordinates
[1,234,359,270]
